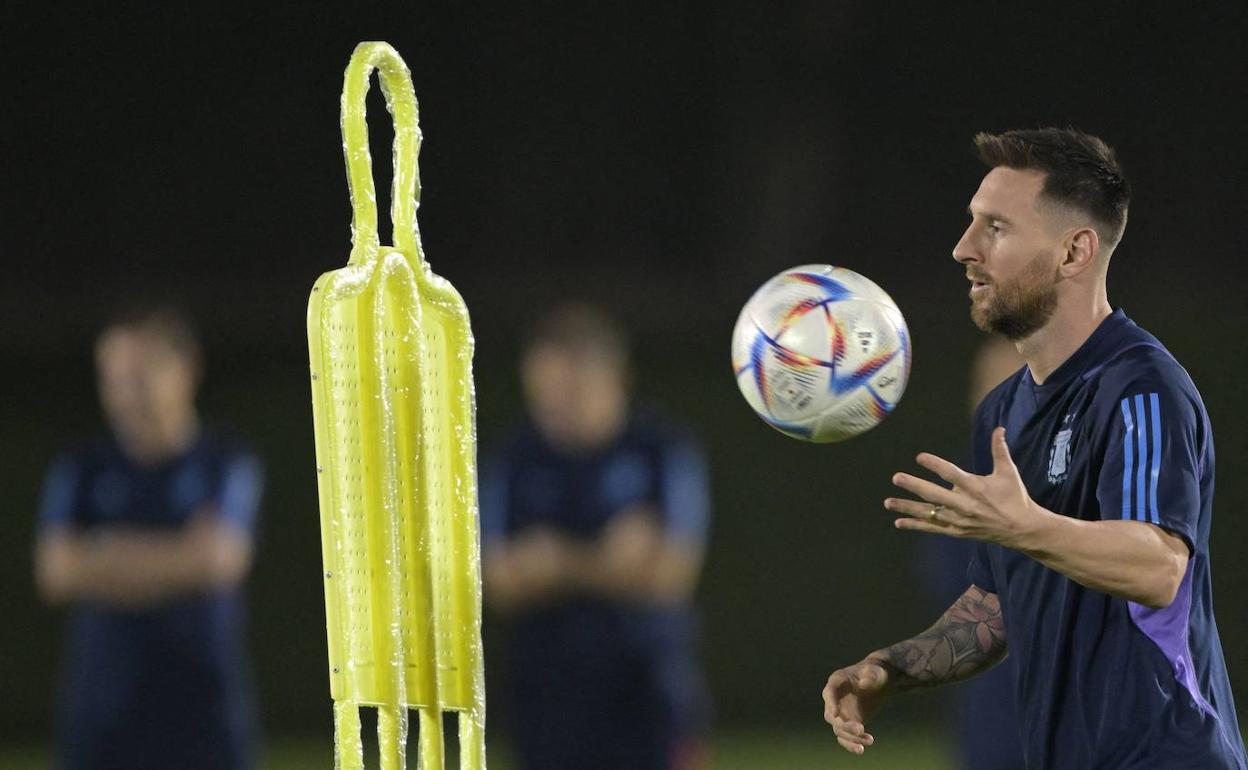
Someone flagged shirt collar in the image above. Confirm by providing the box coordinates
[1024,308,1132,390]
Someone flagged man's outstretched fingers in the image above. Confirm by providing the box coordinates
[915,452,973,486]
[890,473,961,508]
[884,497,959,524]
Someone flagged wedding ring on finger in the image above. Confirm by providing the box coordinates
[927,504,946,523]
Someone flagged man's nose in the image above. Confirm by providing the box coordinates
[952,226,979,265]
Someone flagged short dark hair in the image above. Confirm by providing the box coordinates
[524,301,628,366]
[102,300,202,368]
[974,128,1131,248]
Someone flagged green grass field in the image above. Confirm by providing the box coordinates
[0,727,954,769]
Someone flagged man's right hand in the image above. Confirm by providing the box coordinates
[822,657,892,755]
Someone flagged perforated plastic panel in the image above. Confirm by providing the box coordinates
[307,42,486,770]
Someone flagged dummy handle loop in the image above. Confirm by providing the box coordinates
[341,41,421,264]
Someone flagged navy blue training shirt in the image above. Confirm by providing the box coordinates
[480,409,711,770]
[968,309,1245,769]
[38,429,263,770]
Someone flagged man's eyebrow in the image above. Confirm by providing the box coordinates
[967,206,1011,224]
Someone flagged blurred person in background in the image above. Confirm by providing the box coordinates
[481,302,712,770]
[917,334,1025,770]
[34,303,264,770]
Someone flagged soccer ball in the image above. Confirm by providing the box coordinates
[731,265,911,442]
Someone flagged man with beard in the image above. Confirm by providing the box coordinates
[821,129,1246,768]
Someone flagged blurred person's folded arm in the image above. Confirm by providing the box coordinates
[482,439,710,609]
[484,509,703,609]
[566,439,710,603]
[559,506,702,603]
[483,529,573,611]
[35,455,261,608]
[36,509,252,607]
[478,454,560,612]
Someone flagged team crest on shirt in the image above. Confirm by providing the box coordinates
[1047,413,1076,483]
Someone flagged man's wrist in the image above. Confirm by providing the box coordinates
[1005,502,1061,554]
[863,651,903,693]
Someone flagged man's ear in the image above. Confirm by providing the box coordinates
[1060,226,1100,278]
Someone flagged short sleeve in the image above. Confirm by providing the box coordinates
[217,453,264,535]
[1096,384,1201,549]
[967,541,997,593]
[656,440,711,546]
[478,455,510,547]
[37,454,81,532]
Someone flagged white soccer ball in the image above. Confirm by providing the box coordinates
[731,264,911,442]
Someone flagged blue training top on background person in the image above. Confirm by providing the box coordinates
[38,429,263,770]
[480,408,711,770]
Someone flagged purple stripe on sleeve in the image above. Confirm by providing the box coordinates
[1128,562,1217,720]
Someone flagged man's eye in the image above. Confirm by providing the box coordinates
[987,223,1002,233]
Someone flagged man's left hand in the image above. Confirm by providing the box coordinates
[884,427,1047,548]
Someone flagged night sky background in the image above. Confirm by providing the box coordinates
[3,0,1246,752]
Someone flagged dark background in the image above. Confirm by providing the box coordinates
[3,0,1246,749]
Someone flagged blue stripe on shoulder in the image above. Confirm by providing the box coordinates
[1120,398,1134,520]
[1148,393,1162,525]
[1133,394,1148,522]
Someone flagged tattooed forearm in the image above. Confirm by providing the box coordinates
[869,585,1007,692]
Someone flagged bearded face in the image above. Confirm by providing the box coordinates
[954,167,1070,342]
[969,251,1060,340]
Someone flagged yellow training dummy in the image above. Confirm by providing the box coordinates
[307,41,486,770]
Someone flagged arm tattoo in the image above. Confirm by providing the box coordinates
[875,585,1007,692]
